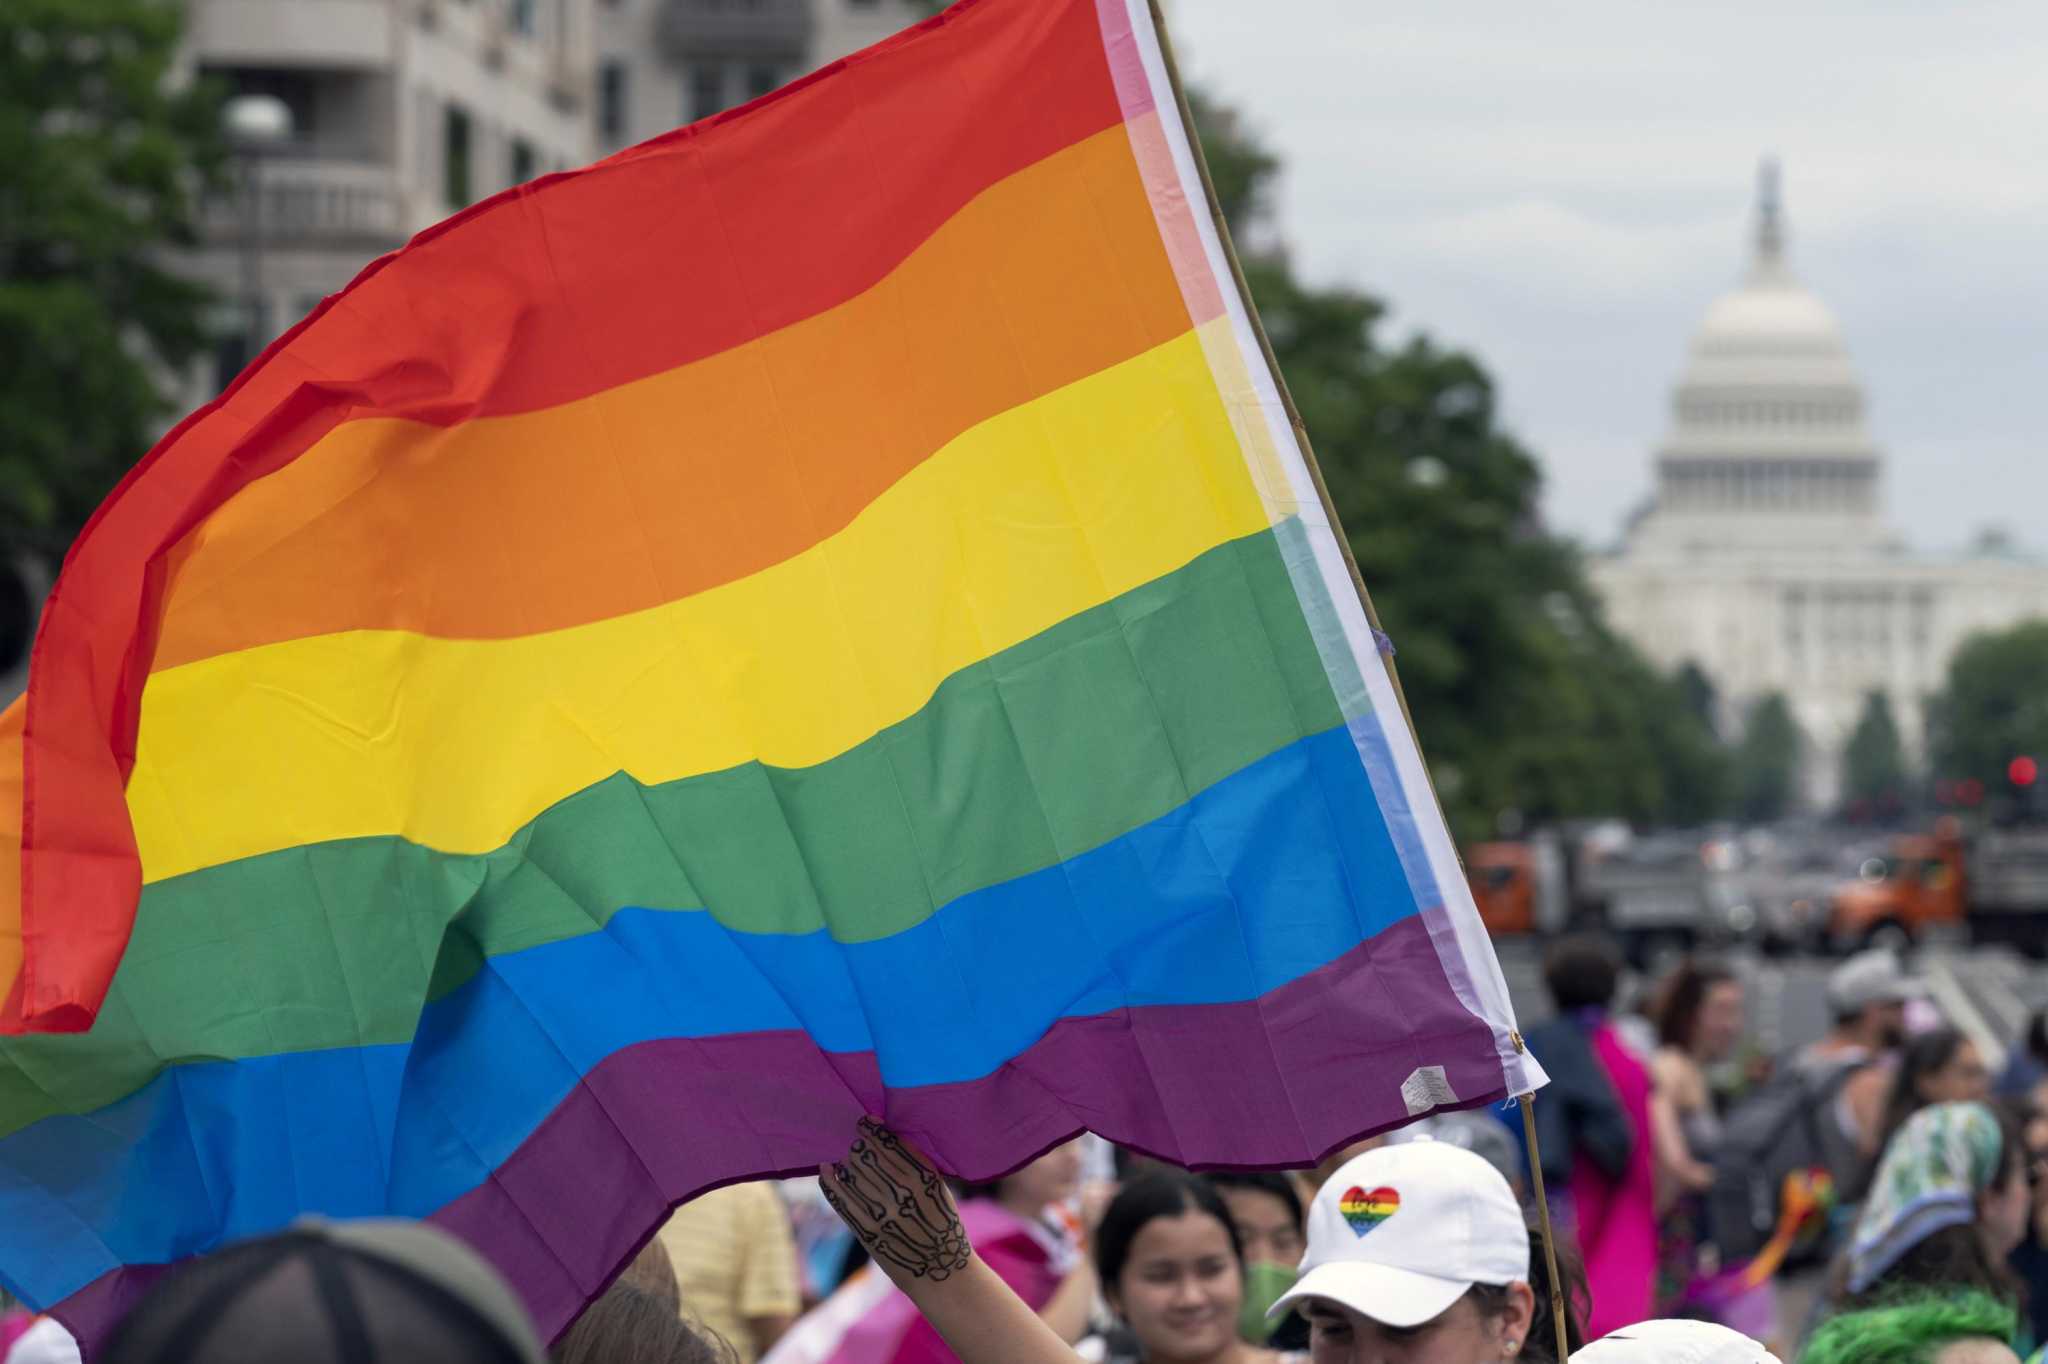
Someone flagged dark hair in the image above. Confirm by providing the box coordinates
[1206,1172,1309,1351]
[1650,958,1738,1052]
[1466,1224,1586,1364]
[1875,1029,1973,1159]
[2029,1008,2048,1067]
[1838,1104,2027,1312]
[551,1284,736,1364]
[1095,1171,1242,1297]
[1842,1224,2026,1316]
[1205,1171,1305,1232]
[1542,935,1621,1012]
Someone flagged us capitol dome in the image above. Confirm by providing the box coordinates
[1589,162,2048,805]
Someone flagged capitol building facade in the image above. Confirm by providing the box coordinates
[1589,166,2048,805]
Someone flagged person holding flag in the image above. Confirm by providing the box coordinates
[819,1122,1584,1364]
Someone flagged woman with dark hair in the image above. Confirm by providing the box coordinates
[1873,1028,1992,1162]
[1645,960,1773,1340]
[1523,934,1656,1338]
[1086,1170,1301,1364]
[816,1121,1586,1364]
[1833,1101,2031,1319]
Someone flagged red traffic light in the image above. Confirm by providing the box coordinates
[2011,756,2039,788]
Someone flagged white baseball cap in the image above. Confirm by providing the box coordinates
[1572,1319,1783,1363]
[1272,1138,1529,1329]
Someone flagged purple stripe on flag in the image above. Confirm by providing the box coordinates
[52,914,1508,1353]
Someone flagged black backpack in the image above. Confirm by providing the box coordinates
[1703,1053,1870,1269]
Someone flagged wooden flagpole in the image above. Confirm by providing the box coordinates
[1142,4,1569,1358]
[1518,1093,1573,1361]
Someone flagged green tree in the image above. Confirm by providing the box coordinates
[1190,92,1726,838]
[1841,689,1907,815]
[1734,694,1803,822]
[1675,660,1720,737]
[0,0,224,557]
[1931,621,2048,813]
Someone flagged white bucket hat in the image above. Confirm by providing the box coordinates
[1272,1138,1528,1329]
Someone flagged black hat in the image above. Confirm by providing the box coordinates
[102,1218,546,1364]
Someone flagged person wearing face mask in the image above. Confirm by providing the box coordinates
[1084,1171,1304,1364]
[814,1123,1584,1364]
[1208,1173,1311,1348]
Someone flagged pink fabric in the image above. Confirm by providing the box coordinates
[891,1203,1064,1364]
[1570,1024,1658,1338]
[783,1201,1066,1364]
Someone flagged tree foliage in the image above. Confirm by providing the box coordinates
[1734,694,1803,823]
[0,0,223,557]
[1841,690,1907,816]
[1675,661,1720,737]
[1931,622,2048,812]
[1190,94,1727,838]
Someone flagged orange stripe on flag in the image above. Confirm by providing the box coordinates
[150,126,1199,668]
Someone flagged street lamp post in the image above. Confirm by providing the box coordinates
[222,94,296,359]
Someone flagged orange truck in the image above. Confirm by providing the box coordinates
[1827,821,2048,955]
[1466,838,1568,939]
[1468,841,1538,936]
[1825,830,1965,952]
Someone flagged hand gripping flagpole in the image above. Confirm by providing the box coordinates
[1142,5,1570,1359]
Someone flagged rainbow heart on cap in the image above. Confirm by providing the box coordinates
[1338,1185,1401,1236]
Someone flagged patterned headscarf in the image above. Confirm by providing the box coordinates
[1847,1100,2007,1295]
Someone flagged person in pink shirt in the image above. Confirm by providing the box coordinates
[1523,936,1658,1337]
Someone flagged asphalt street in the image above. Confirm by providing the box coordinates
[1495,937,2048,1072]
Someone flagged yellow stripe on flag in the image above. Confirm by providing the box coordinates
[128,321,1268,882]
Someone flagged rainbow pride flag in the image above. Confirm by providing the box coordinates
[0,0,1540,1346]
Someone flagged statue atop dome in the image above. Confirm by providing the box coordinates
[1585,161,2048,806]
[1752,157,1786,278]
[1614,160,1883,551]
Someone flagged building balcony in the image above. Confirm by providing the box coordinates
[189,0,396,71]
[204,158,405,251]
[657,0,815,63]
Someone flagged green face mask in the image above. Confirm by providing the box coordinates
[1238,1260,1300,1343]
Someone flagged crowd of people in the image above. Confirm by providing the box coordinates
[13,939,2048,1363]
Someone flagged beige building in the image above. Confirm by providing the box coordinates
[171,0,933,393]
[593,0,929,155]
[174,0,598,392]
[1591,164,2048,805]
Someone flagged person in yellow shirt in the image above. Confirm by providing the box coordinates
[657,1181,803,1363]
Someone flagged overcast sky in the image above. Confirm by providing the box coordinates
[1166,0,2048,553]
